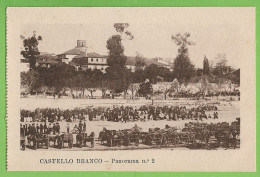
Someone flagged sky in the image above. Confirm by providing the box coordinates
[20,7,255,69]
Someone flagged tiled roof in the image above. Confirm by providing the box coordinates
[146,59,168,67]
[125,56,170,67]
[63,48,85,55]
[87,52,107,58]
[73,54,87,59]
[73,52,107,59]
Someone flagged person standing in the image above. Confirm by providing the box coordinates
[56,123,60,134]
[36,124,39,133]
[40,123,43,134]
[78,121,83,134]
[31,123,36,136]
[66,122,70,134]
[48,123,53,134]
[83,121,86,132]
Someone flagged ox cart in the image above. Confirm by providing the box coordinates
[76,132,95,148]
[143,128,166,146]
[27,133,49,150]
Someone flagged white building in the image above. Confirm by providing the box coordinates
[86,52,108,72]
[58,27,87,63]
[20,26,173,73]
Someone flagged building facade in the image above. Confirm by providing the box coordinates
[20,29,172,73]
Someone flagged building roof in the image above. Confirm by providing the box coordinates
[72,52,107,59]
[73,54,87,59]
[63,48,85,55]
[125,56,171,67]
[146,59,168,67]
[87,52,107,58]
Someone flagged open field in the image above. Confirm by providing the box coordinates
[20,96,239,110]
[21,97,240,151]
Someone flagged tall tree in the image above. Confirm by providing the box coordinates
[107,23,134,68]
[171,33,195,83]
[133,68,145,83]
[106,23,134,94]
[203,55,210,75]
[157,67,173,82]
[21,31,42,70]
[138,80,152,97]
[144,64,159,84]
[106,35,127,68]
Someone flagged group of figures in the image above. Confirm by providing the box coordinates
[174,90,240,99]
[20,119,240,150]
[99,120,240,149]
[20,104,219,123]
[20,121,87,135]
[20,121,95,150]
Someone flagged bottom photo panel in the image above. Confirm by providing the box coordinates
[20,99,240,151]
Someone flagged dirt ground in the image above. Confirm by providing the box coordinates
[21,97,240,151]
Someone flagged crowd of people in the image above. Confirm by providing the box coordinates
[20,120,87,137]
[173,90,240,99]
[20,104,219,123]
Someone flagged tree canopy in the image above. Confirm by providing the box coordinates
[203,55,210,75]
[171,33,195,83]
[20,31,42,70]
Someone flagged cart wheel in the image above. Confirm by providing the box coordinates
[91,140,94,148]
[147,137,152,145]
[46,140,49,149]
[68,140,73,148]
[162,137,167,145]
[135,140,139,146]
[125,138,130,146]
[117,141,122,147]
[57,139,62,149]
[159,139,163,146]
[33,140,37,150]
[108,138,112,147]
[175,137,180,145]
[79,141,83,148]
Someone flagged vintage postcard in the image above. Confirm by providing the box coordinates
[6,7,255,171]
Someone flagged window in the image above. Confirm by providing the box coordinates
[96,58,98,62]
[91,58,93,62]
[102,59,104,62]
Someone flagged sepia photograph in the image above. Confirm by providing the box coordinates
[6,7,255,171]
[19,23,240,151]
